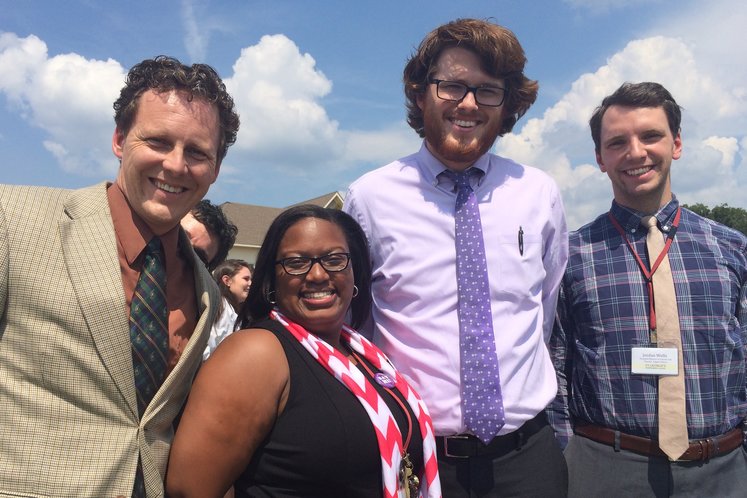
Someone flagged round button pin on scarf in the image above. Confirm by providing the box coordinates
[374,372,396,388]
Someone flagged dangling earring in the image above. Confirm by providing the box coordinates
[267,290,277,304]
[352,285,359,298]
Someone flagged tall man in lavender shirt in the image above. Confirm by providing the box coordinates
[344,18,568,497]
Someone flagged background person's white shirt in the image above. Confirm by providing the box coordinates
[203,296,238,360]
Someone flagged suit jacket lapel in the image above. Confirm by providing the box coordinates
[60,183,139,417]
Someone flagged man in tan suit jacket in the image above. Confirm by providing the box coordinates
[0,56,240,497]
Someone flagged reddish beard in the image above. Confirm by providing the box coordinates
[421,106,503,169]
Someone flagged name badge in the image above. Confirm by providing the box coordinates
[631,347,679,376]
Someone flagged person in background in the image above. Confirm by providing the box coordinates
[167,205,441,498]
[181,199,238,271]
[203,259,253,359]
[548,81,747,496]
[343,18,568,496]
[0,55,239,497]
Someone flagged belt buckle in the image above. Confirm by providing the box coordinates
[443,435,472,459]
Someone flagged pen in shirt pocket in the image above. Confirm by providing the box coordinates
[518,226,524,256]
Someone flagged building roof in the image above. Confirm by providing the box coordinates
[221,191,344,248]
[290,191,344,209]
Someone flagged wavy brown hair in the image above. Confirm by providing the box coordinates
[404,18,538,137]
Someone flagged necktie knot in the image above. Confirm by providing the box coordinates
[642,215,659,231]
[442,170,473,192]
[144,236,164,262]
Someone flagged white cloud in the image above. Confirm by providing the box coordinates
[0,31,385,197]
[181,0,208,62]
[497,34,746,229]
[224,34,342,168]
[0,33,124,176]
[655,0,747,98]
[703,136,739,167]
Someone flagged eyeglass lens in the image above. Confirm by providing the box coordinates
[435,80,505,107]
[280,253,350,274]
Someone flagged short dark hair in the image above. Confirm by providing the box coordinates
[240,205,372,330]
[404,18,538,137]
[191,199,238,270]
[589,81,682,154]
[113,55,240,163]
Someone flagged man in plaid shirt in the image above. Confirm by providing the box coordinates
[548,82,747,496]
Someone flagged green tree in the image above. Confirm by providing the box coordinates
[682,203,747,235]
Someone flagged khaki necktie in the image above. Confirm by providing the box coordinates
[642,215,689,460]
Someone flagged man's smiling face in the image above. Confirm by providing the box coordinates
[417,46,505,172]
[112,89,221,235]
[596,104,682,213]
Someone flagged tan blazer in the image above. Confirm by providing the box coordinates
[0,183,218,497]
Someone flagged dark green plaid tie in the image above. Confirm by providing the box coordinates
[130,237,168,497]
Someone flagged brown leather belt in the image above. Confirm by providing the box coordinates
[575,423,745,462]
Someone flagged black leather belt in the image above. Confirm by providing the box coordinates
[436,412,548,459]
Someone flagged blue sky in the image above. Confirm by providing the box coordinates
[1,0,745,228]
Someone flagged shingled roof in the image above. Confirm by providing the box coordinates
[220,191,344,249]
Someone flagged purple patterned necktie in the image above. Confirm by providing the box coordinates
[444,169,505,444]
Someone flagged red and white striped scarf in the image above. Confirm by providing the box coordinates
[271,310,441,498]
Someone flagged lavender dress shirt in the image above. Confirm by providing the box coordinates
[344,143,569,436]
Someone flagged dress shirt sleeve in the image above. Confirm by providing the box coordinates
[342,187,374,341]
[540,185,569,343]
[546,279,574,449]
[342,186,368,234]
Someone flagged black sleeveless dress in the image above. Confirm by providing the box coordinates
[234,318,424,498]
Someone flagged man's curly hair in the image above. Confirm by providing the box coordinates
[113,55,240,162]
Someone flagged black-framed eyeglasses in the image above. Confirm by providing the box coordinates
[275,252,351,276]
[430,79,506,107]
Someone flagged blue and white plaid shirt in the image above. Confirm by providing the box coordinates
[548,197,747,449]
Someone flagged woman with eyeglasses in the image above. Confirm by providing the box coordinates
[167,205,441,498]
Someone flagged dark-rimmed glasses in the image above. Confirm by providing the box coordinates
[430,79,506,107]
[275,252,351,276]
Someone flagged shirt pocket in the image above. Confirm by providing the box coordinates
[490,231,545,299]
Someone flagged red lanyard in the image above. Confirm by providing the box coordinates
[608,207,681,340]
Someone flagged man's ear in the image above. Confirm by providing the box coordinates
[112,128,125,160]
[672,132,683,160]
[596,151,607,173]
